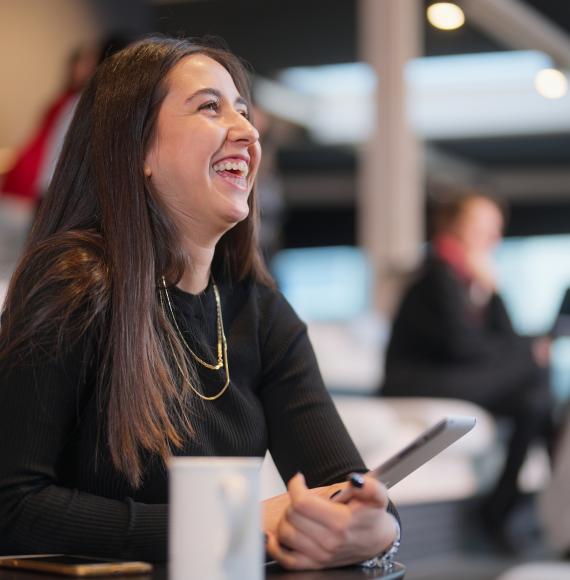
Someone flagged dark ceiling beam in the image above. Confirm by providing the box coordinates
[152,0,357,75]
[490,167,570,199]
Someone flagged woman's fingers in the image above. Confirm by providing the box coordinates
[287,473,351,531]
[269,472,397,571]
[331,473,389,509]
[313,480,348,500]
[287,473,390,542]
[285,502,354,556]
[274,474,352,565]
[276,510,332,563]
[266,531,321,571]
[287,472,308,497]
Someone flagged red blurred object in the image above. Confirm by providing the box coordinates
[1,89,77,201]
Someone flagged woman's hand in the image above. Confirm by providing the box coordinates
[265,473,397,570]
[262,480,349,538]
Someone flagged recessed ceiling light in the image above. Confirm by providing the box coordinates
[534,68,568,99]
[427,2,465,31]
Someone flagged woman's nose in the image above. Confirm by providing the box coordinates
[228,111,259,145]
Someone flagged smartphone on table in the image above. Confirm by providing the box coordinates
[0,554,153,577]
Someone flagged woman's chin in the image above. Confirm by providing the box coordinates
[222,203,250,226]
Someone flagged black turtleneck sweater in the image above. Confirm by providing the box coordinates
[0,279,366,562]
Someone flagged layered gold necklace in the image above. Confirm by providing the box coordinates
[159,276,230,401]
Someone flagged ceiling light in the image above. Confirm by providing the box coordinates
[534,68,568,99]
[427,2,465,31]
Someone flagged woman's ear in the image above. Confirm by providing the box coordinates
[144,164,152,177]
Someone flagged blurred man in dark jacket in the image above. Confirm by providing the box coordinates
[382,193,553,542]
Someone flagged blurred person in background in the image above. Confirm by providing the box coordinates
[0,36,400,569]
[1,36,131,206]
[381,192,555,546]
[0,45,97,291]
[0,44,99,203]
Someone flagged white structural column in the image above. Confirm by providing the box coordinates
[358,0,424,314]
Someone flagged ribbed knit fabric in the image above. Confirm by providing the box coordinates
[0,279,367,561]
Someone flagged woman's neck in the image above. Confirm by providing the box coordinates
[176,235,217,295]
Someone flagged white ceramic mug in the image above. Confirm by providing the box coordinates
[168,457,263,580]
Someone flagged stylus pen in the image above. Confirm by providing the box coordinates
[348,472,365,488]
[330,472,365,501]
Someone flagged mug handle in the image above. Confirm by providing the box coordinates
[219,473,250,563]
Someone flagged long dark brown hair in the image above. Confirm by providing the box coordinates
[0,36,273,487]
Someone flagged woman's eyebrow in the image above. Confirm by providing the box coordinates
[185,88,221,103]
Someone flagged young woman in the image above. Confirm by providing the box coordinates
[0,36,398,570]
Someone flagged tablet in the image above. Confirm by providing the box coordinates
[370,416,476,488]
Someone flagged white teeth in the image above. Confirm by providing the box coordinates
[213,159,249,177]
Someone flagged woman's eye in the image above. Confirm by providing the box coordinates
[199,101,219,113]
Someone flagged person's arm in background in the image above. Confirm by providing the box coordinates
[489,293,551,368]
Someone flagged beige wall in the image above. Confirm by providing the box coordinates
[0,0,103,149]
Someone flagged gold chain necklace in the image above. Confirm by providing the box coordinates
[159,276,231,401]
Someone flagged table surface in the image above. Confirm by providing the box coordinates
[0,562,406,579]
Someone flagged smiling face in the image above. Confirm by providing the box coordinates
[144,54,261,244]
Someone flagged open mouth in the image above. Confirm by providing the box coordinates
[212,159,249,179]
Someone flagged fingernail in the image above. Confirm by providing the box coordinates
[348,472,365,488]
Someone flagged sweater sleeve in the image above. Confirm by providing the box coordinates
[0,338,167,562]
[257,289,367,489]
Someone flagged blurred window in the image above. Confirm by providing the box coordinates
[271,246,371,322]
[495,234,570,400]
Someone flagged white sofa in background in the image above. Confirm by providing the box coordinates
[335,396,498,504]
